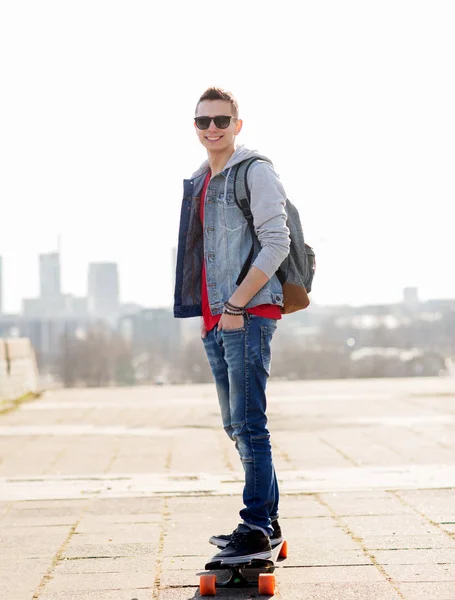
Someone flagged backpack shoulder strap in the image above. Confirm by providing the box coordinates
[233,157,262,215]
[233,157,262,285]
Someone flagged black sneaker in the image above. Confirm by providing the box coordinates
[210,519,283,549]
[210,525,272,564]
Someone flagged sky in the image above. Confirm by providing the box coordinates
[1,0,454,314]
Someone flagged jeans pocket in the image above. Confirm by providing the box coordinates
[220,314,247,335]
[221,326,246,334]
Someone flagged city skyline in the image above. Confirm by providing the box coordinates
[0,247,453,318]
[1,3,454,314]
[0,251,123,318]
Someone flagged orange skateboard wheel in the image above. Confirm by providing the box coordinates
[200,574,216,596]
[258,573,276,595]
[279,539,288,559]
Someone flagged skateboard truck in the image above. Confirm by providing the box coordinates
[204,558,274,588]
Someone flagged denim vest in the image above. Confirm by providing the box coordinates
[173,164,285,319]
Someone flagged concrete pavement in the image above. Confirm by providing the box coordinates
[0,377,454,599]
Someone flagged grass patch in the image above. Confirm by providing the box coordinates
[0,391,42,416]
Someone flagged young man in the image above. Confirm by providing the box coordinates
[174,87,290,563]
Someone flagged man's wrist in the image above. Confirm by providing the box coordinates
[223,300,246,316]
[226,300,245,310]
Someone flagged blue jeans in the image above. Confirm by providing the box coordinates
[202,313,279,537]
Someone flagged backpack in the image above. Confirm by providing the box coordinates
[233,157,315,314]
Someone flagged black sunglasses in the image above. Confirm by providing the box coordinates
[194,115,236,130]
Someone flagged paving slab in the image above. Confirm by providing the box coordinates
[385,562,455,581]
[340,513,441,536]
[62,542,158,560]
[55,556,154,574]
[0,378,453,599]
[42,571,156,593]
[38,591,155,600]
[397,581,455,599]
[359,534,455,550]
[372,547,455,565]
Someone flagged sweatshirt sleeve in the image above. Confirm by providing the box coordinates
[247,160,291,279]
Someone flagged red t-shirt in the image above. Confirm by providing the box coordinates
[200,171,281,332]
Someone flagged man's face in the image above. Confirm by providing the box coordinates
[194,99,242,153]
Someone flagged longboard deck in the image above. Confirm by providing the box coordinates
[205,557,275,572]
[200,540,287,595]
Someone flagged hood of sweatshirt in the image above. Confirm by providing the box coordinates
[190,145,272,179]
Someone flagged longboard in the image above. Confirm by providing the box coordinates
[199,539,288,596]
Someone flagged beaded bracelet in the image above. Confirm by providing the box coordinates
[225,300,245,312]
[223,301,245,316]
[223,309,244,316]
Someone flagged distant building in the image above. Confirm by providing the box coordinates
[22,297,45,319]
[66,295,89,318]
[23,295,66,319]
[22,251,68,319]
[23,285,88,320]
[0,313,19,338]
[120,302,143,317]
[40,252,61,299]
[0,313,91,366]
[119,307,181,361]
[88,262,120,323]
[403,287,419,308]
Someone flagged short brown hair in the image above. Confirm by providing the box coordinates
[195,87,239,118]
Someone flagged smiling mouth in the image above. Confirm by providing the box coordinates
[206,136,222,141]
